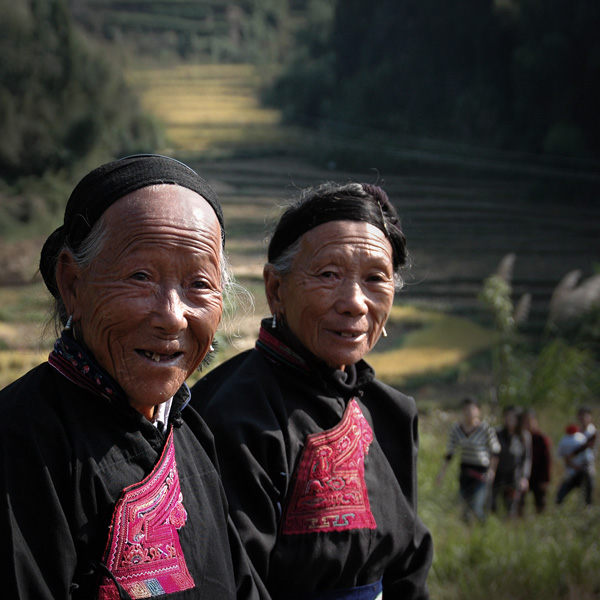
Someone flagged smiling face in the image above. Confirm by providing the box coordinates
[265,220,395,370]
[57,185,223,419]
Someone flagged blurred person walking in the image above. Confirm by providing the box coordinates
[436,397,501,522]
[520,409,552,514]
[578,406,597,454]
[556,423,595,506]
[491,406,532,517]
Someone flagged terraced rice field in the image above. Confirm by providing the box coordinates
[127,62,600,335]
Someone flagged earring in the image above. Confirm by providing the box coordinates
[382,326,388,338]
[271,314,277,329]
[65,315,73,331]
[209,344,215,352]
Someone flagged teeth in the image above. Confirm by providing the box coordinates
[144,351,161,362]
[340,332,355,338]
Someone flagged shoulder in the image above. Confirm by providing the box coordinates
[0,363,62,428]
[482,421,496,432]
[191,348,288,440]
[359,378,419,437]
[364,377,417,415]
[191,348,276,410]
[359,379,421,453]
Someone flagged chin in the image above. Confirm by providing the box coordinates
[324,354,361,370]
[124,379,183,407]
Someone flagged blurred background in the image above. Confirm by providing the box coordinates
[1,1,599,598]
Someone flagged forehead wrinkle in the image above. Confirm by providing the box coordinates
[301,233,393,266]
[101,185,222,251]
[101,215,222,262]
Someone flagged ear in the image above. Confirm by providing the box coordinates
[55,250,84,321]
[263,264,285,317]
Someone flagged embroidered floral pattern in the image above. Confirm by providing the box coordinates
[282,398,376,534]
[98,430,195,599]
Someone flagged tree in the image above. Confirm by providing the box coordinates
[265,0,600,159]
[0,0,160,181]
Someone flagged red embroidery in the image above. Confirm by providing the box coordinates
[98,430,195,599]
[282,398,376,534]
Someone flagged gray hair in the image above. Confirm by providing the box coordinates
[49,214,238,335]
[267,232,405,293]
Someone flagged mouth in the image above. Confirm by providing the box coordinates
[136,349,183,363]
[334,330,366,340]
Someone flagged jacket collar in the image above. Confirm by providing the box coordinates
[49,330,191,421]
[255,318,375,398]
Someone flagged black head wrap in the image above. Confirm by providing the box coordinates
[267,182,407,270]
[40,154,224,299]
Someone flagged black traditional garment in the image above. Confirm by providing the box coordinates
[192,319,433,600]
[0,332,262,600]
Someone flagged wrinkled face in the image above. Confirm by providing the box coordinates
[64,185,223,417]
[266,220,395,370]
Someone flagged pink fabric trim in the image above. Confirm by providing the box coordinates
[98,429,195,599]
[282,398,376,535]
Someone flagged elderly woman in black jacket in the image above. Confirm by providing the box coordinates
[193,182,433,600]
[0,155,262,600]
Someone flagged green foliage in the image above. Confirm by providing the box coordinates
[265,0,600,160]
[525,339,600,411]
[421,403,600,599]
[479,258,600,412]
[71,1,297,66]
[0,0,161,181]
[262,0,336,120]
[428,509,600,599]
[421,407,600,600]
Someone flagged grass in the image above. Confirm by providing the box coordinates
[368,305,499,387]
[420,406,600,600]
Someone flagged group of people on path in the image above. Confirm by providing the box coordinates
[0,155,432,599]
[437,398,596,522]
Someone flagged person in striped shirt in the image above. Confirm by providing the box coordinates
[436,397,501,521]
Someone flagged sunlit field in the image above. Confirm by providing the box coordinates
[368,305,499,387]
[126,63,296,155]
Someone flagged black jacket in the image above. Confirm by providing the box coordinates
[192,320,432,599]
[0,355,261,599]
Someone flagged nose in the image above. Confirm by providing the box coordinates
[335,279,368,316]
[151,287,188,333]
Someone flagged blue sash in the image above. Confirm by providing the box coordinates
[278,579,383,600]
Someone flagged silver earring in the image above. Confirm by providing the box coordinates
[209,344,215,352]
[382,326,388,338]
[65,315,73,331]
[271,314,277,329]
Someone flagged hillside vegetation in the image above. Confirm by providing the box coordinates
[0,0,160,181]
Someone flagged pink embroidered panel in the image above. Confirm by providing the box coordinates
[98,429,195,599]
[282,398,376,535]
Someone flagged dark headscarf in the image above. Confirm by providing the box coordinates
[267,182,407,270]
[40,154,224,299]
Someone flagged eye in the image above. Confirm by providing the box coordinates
[191,279,209,290]
[318,270,337,279]
[130,272,150,282]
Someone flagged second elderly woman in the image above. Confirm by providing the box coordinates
[0,155,262,599]
[193,182,433,600]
